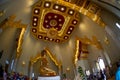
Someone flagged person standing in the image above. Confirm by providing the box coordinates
[115,62,120,80]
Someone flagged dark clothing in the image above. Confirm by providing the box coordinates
[0,66,3,78]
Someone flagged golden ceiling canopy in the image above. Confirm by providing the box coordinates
[31,0,80,43]
[31,0,105,43]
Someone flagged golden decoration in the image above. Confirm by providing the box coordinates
[16,28,26,58]
[66,67,70,72]
[39,50,57,76]
[45,48,62,69]
[30,47,62,70]
[91,36,103,49]
[31,0,106,43]
[1,15,27,58]
[22,61,26,67]
[74,36,103,65]
[47,28,58,38]
[50,20,58,27]
[31,0,79,43]
[104,37,109,44]
[57,0,106,27]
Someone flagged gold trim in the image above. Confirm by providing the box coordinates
[1,15,27,58]
[45,47,62,69]
[30,47,62,69]
[16,28,26,58]
[74,36,103,65]
[74,39,79,66]
[51,0,106,27]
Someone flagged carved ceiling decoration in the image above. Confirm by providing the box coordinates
[31,0,106,43]
[31,0,80,43]
[63,0,106,27]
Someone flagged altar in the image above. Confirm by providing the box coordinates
[38,76,60,80]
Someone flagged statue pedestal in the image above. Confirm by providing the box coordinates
[38,76,60,80]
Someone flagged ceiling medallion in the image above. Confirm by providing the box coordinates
[31,0,80,43]
[47,28,58,38]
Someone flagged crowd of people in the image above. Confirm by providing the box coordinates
[86,61,120,80]
[0,61,120,80]
[86,69,108,80]
[0,63,29,80]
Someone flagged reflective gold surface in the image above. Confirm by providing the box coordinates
[30,48,62,76]
[16,28,26,58]
[58,0,106,27]
[31,0,106,43]
[74,36,103,65]
[39,50,57,76]
[1,15,27,58]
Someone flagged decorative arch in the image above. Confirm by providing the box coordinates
[30,47,62,69]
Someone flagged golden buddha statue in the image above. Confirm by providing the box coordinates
[39,50,57,76]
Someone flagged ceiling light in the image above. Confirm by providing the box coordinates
[69,11,73,14]
[33,23,37,26]
[56,39,59,42]
[46,37,49,40]
[73,20,77,24]
[32,29,36,33]
[45,3,50,7]
[46,25,49,28]
[55,5,59,9]
[45,20,48,23]
[54,15,57,18]
[70,27,73,30]
[38,36,42,39]
[61,7,65,11]
[50,38,53,41]
[34,18,37,21]
[59,24,62,26]
[34,10,38,13]
[116,22,120,29]
[59,19,62,22]
[64,36,68,39]
[67,31,71,34]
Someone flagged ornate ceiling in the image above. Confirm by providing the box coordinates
[31,0,80,43]
[31,0,106,43]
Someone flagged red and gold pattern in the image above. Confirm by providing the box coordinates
[31,0,80,43]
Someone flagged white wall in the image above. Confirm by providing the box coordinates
[0,28,17,66]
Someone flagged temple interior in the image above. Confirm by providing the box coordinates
[0,0,120,80]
